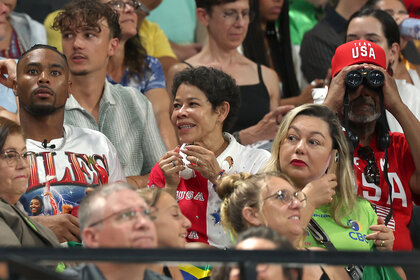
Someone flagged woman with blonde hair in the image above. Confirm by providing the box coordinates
[264,104,403,279]
[217,171,349,279]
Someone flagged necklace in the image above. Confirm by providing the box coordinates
[35,127,67,151]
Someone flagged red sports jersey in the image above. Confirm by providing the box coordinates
[353,133,415,250]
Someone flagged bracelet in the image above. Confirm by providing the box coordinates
[232,131,241,144]
[212,170,225,189]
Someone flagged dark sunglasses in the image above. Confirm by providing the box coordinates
[357,146,380,185]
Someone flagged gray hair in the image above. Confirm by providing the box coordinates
[78,182,136,233]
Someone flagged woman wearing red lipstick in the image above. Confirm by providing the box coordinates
[0,117,59,247]
[147,66,270,249]
[264,104,404,279]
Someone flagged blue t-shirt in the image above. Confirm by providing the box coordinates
[0,58,17,113]
[107,55,166,94]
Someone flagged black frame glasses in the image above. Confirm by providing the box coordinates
[264,190,307,208]
[221,10,255,24]
[0,150,34,167]
[88,206,155,227]
[107,0,138,11]
[358,146,381,185]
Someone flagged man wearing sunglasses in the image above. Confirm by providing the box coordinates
[324,39,420,251]
[64,182,170,280]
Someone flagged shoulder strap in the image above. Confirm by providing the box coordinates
[257,64,263,82]
[307,218,337,251]
[182,61,193,68]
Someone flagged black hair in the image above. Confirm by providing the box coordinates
[242,0,300,97]
[53,0,121,40]
[124,34,149,80]
[348,8,400,47]
[17,44,69,73]
[235,226,299,280]
[31,196,44,215]
[172,66,241,132]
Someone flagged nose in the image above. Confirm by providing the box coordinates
[38,71,50,84]
[289,197,303,209]
[72,34,85,50]
[16,155,30,169]
[0,3,10,15]
[182,214,192,229]
[124,1,135,13]
[295,139,306,154]
[177,104,188,117]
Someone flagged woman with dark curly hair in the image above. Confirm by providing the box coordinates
[148,66,271,249]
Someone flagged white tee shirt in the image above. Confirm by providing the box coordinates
[20,125,126,217]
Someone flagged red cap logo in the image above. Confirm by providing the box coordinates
[331,40,387,77]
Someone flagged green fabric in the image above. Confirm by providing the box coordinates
[147,0,196,43]
[288,0,322,45]
[304,198,377,251]
[56,262,66,273]
[67,241,83,247]
[362,266,402,280]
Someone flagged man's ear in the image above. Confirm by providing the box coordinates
[215,101,230,123]
[242,206,263,227]
[82,228,100,248]
[67,80,72,99]
[196,8,210,27]
[108,38,119,57]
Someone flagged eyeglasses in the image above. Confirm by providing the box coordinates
[357,146,380,185]
[221,10,255,24]
[0,150,33,167]
[107,0,138,11]
[88,206,155,227]
[264,190,307,208]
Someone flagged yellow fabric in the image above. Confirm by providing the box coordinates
[140,19,177,59]
[43,10,176,59]
[178,265,212,279]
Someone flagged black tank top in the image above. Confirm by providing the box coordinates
[231,64,270,132]
[182,62,270,133]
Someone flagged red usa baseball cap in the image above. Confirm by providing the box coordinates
[331,40,387,77]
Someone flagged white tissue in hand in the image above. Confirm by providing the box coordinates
[179,144,195,180]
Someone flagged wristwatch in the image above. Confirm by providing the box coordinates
[135,1,150,15]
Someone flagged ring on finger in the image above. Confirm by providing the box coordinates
[171,160,176,167]
[380,240,385,247]
[196,158,199,165]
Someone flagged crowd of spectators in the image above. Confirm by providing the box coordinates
[0,0,419,279]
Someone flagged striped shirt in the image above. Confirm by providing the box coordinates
[64,80,166,177]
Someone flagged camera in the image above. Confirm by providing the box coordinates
[345,69,384,89]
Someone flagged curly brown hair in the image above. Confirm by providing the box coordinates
[52,0,121,40]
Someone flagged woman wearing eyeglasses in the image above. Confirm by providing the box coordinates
[0,117,59,247]
[99,0,178,150]
[264,104,404,279]
[167,0,293,149]
[217,171,350,279]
